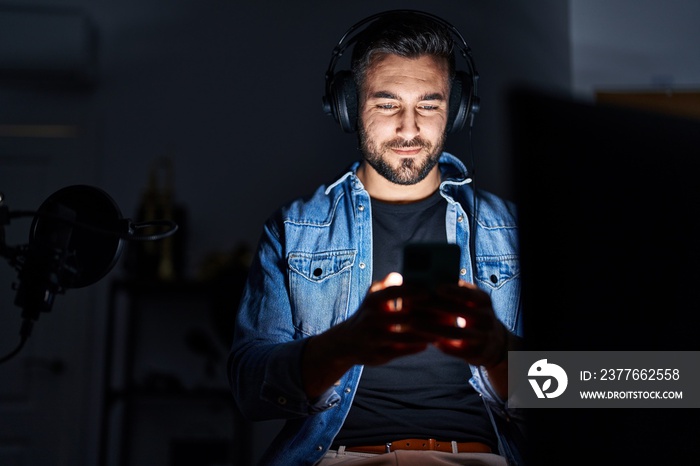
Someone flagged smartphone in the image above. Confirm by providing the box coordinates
[402,242,461,290]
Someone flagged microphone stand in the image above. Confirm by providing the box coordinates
[0,191,38,363]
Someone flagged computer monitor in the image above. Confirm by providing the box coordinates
[509,87,700,352]
[507,87,700,465]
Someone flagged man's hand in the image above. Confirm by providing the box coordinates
[303,274,518,399]
[423,279,510,368]
[404,279,519,397]
[302,272,434,398]
[333,272,437,366]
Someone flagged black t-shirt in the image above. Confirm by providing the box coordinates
[332,191,496,449]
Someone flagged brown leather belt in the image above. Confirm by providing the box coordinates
[342,438,492,454]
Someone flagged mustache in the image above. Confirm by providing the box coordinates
[384,137,431,150]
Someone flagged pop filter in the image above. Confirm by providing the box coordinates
[29,184,127,289]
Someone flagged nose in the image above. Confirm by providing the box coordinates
[396,109,419,140]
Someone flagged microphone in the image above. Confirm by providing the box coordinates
[14,185,128,321]
[13,200,77,322]
[1,185,178,364]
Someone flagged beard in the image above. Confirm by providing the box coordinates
[358,125,446,185]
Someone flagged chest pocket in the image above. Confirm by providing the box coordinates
[476,255,520,331]
[288,250,356,336]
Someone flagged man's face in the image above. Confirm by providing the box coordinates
[358,53,450,186]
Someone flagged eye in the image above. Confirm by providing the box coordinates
[377,103,397,110]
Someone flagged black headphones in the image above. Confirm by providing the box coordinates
[322,9,480,134]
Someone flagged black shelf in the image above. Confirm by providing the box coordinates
[99,279,251,466]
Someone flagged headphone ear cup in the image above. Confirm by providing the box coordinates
[447,71,474,133]
[328,70,358,133]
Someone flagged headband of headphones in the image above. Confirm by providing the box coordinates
[321,9,480,133]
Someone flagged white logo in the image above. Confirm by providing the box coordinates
[528,358,568,399]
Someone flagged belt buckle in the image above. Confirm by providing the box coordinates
[385,442,392,453]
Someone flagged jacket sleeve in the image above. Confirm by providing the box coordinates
[468,291,525,423]
[226,217,340,421]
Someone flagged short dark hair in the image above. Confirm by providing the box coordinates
[350,11,457,90]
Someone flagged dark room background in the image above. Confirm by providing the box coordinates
[1,1,698,465]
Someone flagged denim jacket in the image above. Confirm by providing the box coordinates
[228,153,524,466]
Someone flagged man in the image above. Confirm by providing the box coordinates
[228,10,524,466]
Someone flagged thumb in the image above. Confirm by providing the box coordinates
[369,272,404,292]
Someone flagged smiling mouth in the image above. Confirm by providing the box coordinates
[391,147,422,155]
